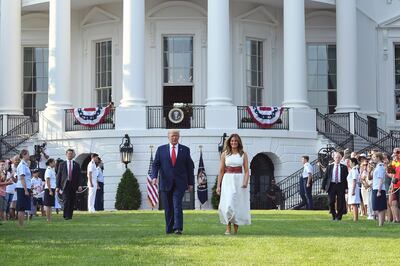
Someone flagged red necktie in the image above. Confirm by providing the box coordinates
[171,145,176,166]
[335,165,339,183]
[68,160,72,181]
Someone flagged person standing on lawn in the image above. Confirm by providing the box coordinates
[151,129,195,235]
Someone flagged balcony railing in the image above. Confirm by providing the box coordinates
[237,106,289,130]
[147,105,205,129]
[65,108,115,132]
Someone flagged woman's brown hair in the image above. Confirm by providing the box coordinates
[223,134,244,156]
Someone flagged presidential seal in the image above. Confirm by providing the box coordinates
[168,107,184,124]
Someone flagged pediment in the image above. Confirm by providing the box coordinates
[22,13,49,30]
[236,6,278,26]
[81,6,120,28]
[379,14,400,28]
[147,1,206,19]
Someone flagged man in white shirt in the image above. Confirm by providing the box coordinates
[299,155,313,210]
[95,158,104,211]
[87,153,99,213]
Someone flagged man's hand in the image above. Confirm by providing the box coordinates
[306,183,311,188]
[78,186,83,192]
[188,185,193,192]
[152,178,158,186]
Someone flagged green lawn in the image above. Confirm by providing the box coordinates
[0,210,399,265]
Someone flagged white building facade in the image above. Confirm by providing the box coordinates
[0,0,399,210]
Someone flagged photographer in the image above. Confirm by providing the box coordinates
[34,143,49,181]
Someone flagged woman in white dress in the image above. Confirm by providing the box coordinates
[347,158,361,221]
[217,134,251,235]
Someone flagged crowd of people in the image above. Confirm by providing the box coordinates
[302,148,400,226]
[0,146,105,226]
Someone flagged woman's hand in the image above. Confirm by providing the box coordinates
[216,186,221,195]
[241,183,248,188]
[49,190,53,196]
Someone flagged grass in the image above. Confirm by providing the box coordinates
[0,210,399,265]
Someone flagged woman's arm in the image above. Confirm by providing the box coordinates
[216,153,226,195]
[242,153,250,188]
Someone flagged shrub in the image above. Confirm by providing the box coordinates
[115,168,141,210]
[211,177,220,209]
[312,194,329,210]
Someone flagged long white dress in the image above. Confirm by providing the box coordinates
[218,153,251,225]
[347,166,361,204]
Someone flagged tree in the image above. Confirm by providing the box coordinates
[211,177,220,209]
[115,168,141,210]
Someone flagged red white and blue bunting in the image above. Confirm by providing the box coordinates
[246,106,283,128]
[73,105,110,127]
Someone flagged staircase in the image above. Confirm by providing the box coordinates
[0,114,39,159]
[278,110,399,210]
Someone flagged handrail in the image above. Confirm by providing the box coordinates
[316,110,354,151]
[354,113,398,154]
[324,112,350,131]
[277,159,324,210]
[147,105,205,129]
[0,113,38,158]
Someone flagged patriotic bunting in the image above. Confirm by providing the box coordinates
[246,106,283,128]
[73,105,110,127]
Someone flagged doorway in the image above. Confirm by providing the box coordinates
[163,35,194,129]
[250,153,275,209]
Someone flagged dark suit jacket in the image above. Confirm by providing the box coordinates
[321,163,348,192]
[56,160,83,191]
[152,143,194,192]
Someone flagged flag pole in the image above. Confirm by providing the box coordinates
[150,145,154,211]
[199,145,203,210]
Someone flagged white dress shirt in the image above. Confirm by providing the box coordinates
[169,143,179,158]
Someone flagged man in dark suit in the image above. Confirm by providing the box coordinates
[56,149,83,220]
[321,151,348,220]
[152,129,195,234]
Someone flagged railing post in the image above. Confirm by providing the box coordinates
[349,112,355,134]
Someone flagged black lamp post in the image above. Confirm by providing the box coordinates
[218,133,227,154]
[120,134,133,169]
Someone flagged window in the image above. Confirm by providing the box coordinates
[246,39,263,106]
[23,47,49,118]
[163,36,193,84]
[307,44,337,114]
[95,40,112,107]
[395,44,400,120]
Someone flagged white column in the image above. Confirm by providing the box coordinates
[46,0,72,111]
[120,0,146,107]
[0,0,22,115]
[116,0,147,130]
[206,0,232,106]
[282,0,308,108]
[335,0,359,113]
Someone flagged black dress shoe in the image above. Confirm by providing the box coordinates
[64,217,71,220]
[174,230,182,235]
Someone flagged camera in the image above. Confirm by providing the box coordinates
[34,142,47,162]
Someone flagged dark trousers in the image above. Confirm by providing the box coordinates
[299,177,313,210]
[95,182,104,211]
[63,181,76,219]
[161,185,185,233]
[328,183,346,219]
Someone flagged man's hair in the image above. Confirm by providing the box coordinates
[91,153,99,159]
[168,129,180,136]
[302,155,309,162]
[66,148,75,154]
